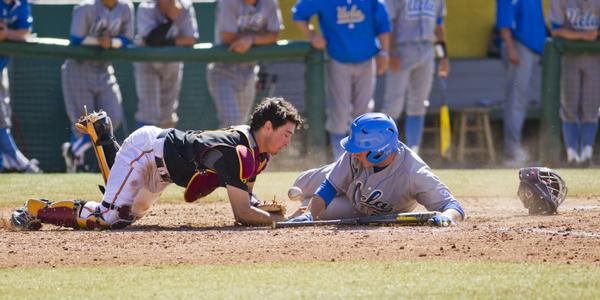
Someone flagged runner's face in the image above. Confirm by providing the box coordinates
[352,151,375,168]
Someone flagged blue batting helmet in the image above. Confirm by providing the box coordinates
[341,113,400,164]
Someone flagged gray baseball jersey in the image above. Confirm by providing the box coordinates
[62,0,134,127]
[549,0,600,123]
[382,0,445,119]
[293,144,457,219]
[385,0,446,44]
[134,0,198,127]
[207,0,282,128]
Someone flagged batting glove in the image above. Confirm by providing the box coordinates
[427,214,456,227]
[287,213,313,223]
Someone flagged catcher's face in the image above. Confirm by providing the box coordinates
[263,121,295,155]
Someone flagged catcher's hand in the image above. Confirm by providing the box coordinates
[254,197,287,216]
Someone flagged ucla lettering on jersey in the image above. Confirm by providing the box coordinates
[353,181,393,215]
[90,18,123,36]
[566,7,600,30]
[238,11,267,32]
[337,4,365,29]
[406,0,437,19]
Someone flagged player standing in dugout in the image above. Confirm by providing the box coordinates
[10,98,303,230]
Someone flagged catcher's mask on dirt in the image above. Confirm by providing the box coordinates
[517,167,567,215]
[341,112,400,164]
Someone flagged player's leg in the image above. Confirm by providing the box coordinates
[134,62,161,128]
[381,45,416,119]
[325,59,354,159]
[235,64,258,125]
[75,110,121,181]
[560,56,583,165]
[405,46,435,153]
[207,63,241,128]
[579,55,600,166]
[352,58,376,117]
[158,62,183,128]
[10,126,169,231]
[502,41,536,163]
[0,68,40,173]
[61,61,95,172]
[96,64,123,130]
[98,125,168,228]
[291,162,336,206]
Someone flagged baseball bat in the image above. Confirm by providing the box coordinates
[272,211,437,229]
[439,77,451,159]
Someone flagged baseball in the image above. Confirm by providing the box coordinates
[287,186,304,201]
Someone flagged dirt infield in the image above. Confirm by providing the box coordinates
[2,196,600,268]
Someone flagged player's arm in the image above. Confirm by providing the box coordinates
[376,32,390,75]
[496,0,520,65]
[227,184,284,226]
[170,2,198,46]
[221,30,279,48]
[434,23,449,77]
[294,21,325,49]
[288,178,337,222]
[0,28,30,42]
[292,0,324,49]
[0,2,32,42]
[548,0,597,42]
[551,26,598,41]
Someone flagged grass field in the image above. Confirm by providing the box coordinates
[1,169,600,299]
[2,261,600,299]
[1,169,599,207]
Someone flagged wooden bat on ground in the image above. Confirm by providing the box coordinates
[272,211,437,229]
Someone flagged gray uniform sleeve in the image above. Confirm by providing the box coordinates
[70,4,91,38]
[174,1,199,38]
[265,0,283,32]
[216,0,239,34]
[384,0,398,21]
[438,0,446,19]
[136,3,157,38]
[120,1,135,40]
[409,167,455,212]
[325,153,355,193]
[549,0,565,26]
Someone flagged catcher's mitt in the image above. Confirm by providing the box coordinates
[255,198,287,216]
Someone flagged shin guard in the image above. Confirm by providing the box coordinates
[75,110,120,183]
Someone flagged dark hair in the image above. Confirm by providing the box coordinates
[249,97,303,131]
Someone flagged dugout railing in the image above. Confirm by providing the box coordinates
[0,38,326,171]
[540,39,600,165]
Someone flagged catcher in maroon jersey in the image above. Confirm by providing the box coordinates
[11,98,303,230]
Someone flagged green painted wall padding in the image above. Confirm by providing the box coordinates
[4,3,325,172]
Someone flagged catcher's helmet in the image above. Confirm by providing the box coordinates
[517,167,567,215]
[341,112,400,164]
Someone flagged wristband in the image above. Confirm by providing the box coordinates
[434,41,448,58]
[111,38,123,49]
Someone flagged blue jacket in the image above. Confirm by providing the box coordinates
[293,0,391,63]
[496,0,548,54]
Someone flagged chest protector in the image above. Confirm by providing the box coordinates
[183,127,269,202]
